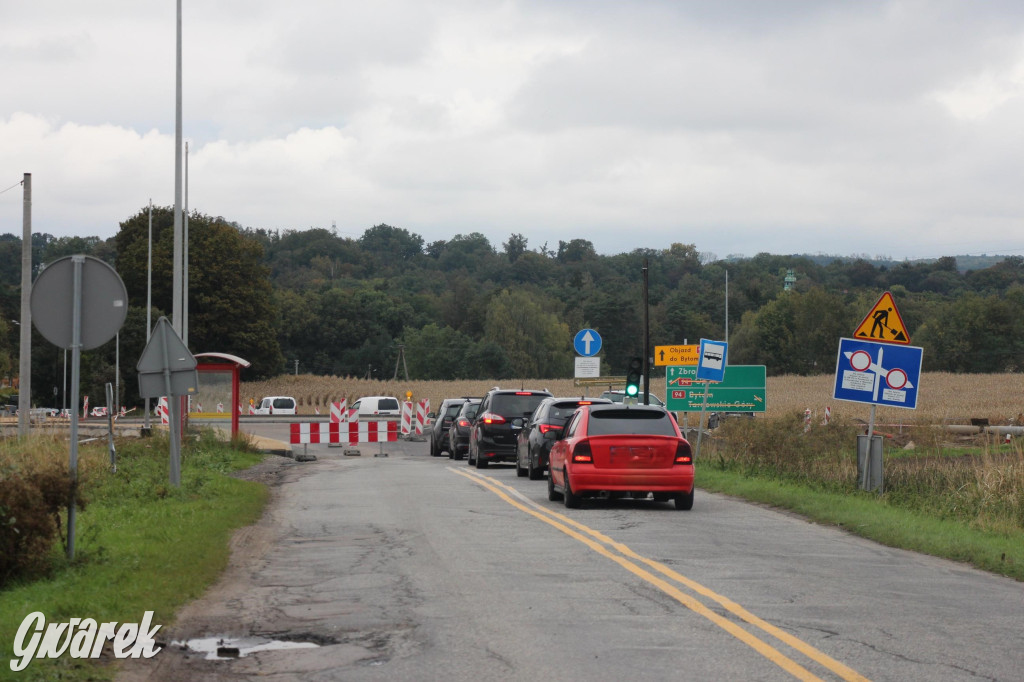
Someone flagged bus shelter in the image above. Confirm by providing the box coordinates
[194,352,250,439]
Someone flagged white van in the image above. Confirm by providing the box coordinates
[254,396,297,415]
[350,395,401,420]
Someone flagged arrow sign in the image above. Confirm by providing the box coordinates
[574,328,602,357]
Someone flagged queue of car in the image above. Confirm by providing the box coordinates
[427,387,696,511]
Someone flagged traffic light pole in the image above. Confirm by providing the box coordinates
[642,257,650,405]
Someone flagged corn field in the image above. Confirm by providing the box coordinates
[242,372,1024,424]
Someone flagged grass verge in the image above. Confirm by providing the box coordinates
[697,466,1024,582]
[0,431,269,682]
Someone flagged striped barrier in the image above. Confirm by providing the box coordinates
[401,401,413,435]
[290,422,338,444]
[289,421,398,445]
[157,397,169,425]
[415,399,429,435]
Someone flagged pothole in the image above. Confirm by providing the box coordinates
[175,636,321,660]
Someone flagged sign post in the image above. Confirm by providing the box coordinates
[693,339,728,459]
[138,316,198,486]
[30,255,128,560]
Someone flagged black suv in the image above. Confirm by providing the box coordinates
[430,398,472,457]
[516,396,611,480]
[468,388,552,469]
[447,398,481,460]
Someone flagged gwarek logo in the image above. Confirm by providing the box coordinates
[10,611,162,672]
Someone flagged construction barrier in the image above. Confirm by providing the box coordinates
[289,421,398,445]
[416,399,429,435]
[823,406,832,425]
[157,397,169,425]
[330,399,353,423]
[401,401,413,435]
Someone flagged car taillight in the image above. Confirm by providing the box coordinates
[577,400,592,405]
[572,441,593,463]
[537,423,561,434]
[480,412,506,425]
[457,418,471,427]
[674,441,693,465]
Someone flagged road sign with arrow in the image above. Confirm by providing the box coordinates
[853,291,910,344]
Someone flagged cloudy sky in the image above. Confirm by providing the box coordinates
[3,1,1024,260]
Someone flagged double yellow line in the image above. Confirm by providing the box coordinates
[451,467,869,682]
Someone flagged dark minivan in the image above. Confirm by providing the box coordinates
[468,388,552,469]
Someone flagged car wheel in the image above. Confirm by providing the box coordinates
[454,449,463,461]
[467,447,475,466]
[547,468,563,502]
[563,469,582,509]
[475,453,488,469]
[515,455,527,477]
[674,489,694,511]
[429,438,438,457]
[528,451,543,480]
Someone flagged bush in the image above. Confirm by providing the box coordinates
[0,464,82,585]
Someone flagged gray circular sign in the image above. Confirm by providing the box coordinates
[30,255,128,350]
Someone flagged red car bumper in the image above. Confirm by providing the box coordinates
[566,466,694,494]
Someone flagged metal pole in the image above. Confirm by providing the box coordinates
[172,0,183,335]
[695,381,710,460]
[18,173,31,436]
[144,200,152,429]
[725,269,729,345]
[642,257,650,405]
[183,141,189,347]
[115,333,120,414]
[68,256,84,560]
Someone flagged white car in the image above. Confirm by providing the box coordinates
[253,396,297,415]
[91,406,109,417]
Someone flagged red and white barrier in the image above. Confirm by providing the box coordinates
[83,395,89,419]
[217,402,224,413]
[248,402,256,415]
[823,406,832,425]
[401,401,413,435]
[157,397,169,425]
[804,409,812,433]
[288,420,398,445]
[330,399,351,423]
[415,399,429,435]
[290,422,338,444]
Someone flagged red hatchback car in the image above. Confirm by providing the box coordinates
[547,403,694,510]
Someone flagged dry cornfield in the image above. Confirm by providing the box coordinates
[241,372,1024,425]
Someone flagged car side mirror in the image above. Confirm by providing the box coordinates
[511,417,525,428]
[427,412,436,419]
[543,430,560,441]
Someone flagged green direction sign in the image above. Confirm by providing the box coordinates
[665,365,767,412]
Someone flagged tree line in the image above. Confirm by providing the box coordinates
[2,207,1023,410]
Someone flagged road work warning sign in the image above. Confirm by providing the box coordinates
[853,291,910,344]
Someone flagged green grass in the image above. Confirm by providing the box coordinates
[698,468,1024,580]
[0,431,269,682]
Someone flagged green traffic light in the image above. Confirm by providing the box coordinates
[625,384,639,397]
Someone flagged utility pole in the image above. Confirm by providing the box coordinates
[18,173,31,436]
[393,345,410,381]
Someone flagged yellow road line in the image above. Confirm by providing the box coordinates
[451,467,870,682]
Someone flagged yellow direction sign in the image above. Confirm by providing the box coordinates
[655,344,699,366]
[853,291,910,344]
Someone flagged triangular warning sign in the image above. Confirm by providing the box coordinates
[853,291,911,344]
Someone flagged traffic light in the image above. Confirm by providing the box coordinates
[625,357,643,397]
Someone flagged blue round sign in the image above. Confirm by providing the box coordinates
[574,328,602,357]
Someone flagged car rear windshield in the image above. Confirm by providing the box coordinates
[587,410,677,437]
[378,398,400,411]
[548,401,591,422]
[461,404,480,419]
[491,393,548,418]
[444,403,464,418]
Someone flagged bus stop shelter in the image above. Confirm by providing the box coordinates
[195,352,250,439]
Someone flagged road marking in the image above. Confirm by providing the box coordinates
[450,467,869,682]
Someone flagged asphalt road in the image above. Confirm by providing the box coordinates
[120,424,1024,681]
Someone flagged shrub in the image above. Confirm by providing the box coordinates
[0,464,83,585]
